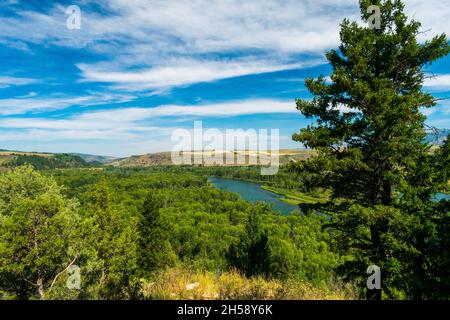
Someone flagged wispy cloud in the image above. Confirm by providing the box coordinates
[0,0,355,92]
[77,59,306,90]
[0,92,135,115]
[0,99,296,128]
[0,98,293,133]
[0,76,38,89]
[1,1,449,155]
[2,0,449,92]
[425,74,450,90]
[0,98,297,155]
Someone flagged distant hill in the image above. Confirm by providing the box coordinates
[109,133,450,168]
[0,152,87,169]
[425,129,449,145]
[70,153,116,164]
[109,149,317,167]
[0,149,116,168]
[110,152,174,167]
[2,130,446,171]
[0,151,90,170]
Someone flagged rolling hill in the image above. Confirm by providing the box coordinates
[69,153,116,164]
[0,151,98,170]
[109,149,317,167]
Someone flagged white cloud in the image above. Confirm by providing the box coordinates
[0,1,355,53]
[0,92,135,115]
[425,74,450,90]
[0,96,91,115]
[403,0,450,42]
[2,0,449,92]
[0,99,296,128]
[0,98,297,155]
[77,59,304,90]
[0,76,38,89]
[0,1,356,92]
[3,0,448,55]
[145,99,297,117]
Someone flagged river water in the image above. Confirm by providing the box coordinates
[209,177,449,215]
[208,177,299,215]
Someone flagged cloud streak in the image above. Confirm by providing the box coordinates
[0,76,38,89]
[2,0,449,93]
[425,74,450,90]
[0,98,297,128]
[77,59,305,90]
[0,98,298,155]
[0,92,135,115]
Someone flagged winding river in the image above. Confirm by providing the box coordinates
[208,177,299,215]
[208,177,450,216]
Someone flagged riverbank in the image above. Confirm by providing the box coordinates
[261,185,329,205]
[208,177,299,214]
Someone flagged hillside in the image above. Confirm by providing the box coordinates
[70,153,116,164]
[110,152,174,167]
[110,149,317,167]
[0,151,90,170]
[425,129,450,145]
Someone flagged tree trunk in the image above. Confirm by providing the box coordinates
[32,223,45,299]
[37,277,45,300]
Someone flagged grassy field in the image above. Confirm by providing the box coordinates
[261,185,330,204]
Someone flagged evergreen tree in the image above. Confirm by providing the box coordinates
[227,204,271,277]
[138,190,175,274]
[84,179,139,299]
[399,137,450,299]
[292,0,449,299]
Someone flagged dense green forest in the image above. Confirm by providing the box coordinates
[0,159,448,299]
[0,166,351,299]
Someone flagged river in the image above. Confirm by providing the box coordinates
[208,177,450,215]
[208,177,299,215]
[434,193,450,201]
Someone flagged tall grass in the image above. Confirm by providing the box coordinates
[142,267,355,300]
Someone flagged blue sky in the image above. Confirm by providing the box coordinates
[0,0,449,157]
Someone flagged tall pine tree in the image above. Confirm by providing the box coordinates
[292,0,449,299]
[226,204,271,277]
[138,191,175,274]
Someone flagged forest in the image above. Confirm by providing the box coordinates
[0,154,448,299]
[0,166,350,300]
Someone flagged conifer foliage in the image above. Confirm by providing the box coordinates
[293,0,450,299]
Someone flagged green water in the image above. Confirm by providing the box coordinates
[208,177,299,215]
